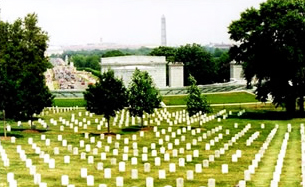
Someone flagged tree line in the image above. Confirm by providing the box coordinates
[54,45,230,86]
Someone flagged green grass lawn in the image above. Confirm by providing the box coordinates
[162,91,258,105]
[52,91,258,107]
[53,98,86,107]
[0,103,303,187]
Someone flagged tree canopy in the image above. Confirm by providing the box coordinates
[0,13,53,120]
[186,75,211,117]
[228,0,305,114]
[128,68,162,128]
[175,44,217,85]
[149,46,177,62]
[84,69,128,133]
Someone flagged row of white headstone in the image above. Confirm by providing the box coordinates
[16,145,49,187]
[301,123,305,187]
[270,124,290,187]
[0,141,10,167]
[45,108,228,134]
[237,124,278,187]
[37,106,79,116]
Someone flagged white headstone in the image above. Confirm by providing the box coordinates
[88,156,94,164]
[61,175,69,186]
[131,169,138,179]
[119,162,125,172]
[87,175,94,186]
[169,163,176,172]
[195,164,202,173]
[155,157,161,166]
[104,168,111,179]
[131,157,137,165]
[116,176,124,187]
[64,156,70,164]
[176,178,184,187]
[142,154,148,162]
[49,158,55,169]
[208,178,216,187]
[146,177,154,187]
[144,163,150,172]
[222,164,228,173]
[179,158,185,167]
[34,173,41,184]
[187,170,194,180]
[97,162,103,170]
[159,169,166,179]
[81,168,87,178]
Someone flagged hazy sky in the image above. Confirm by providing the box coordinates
[1,0,266,46]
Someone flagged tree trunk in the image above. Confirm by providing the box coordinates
[107,117,110,133]
[299,96,304,114]
[286,97,296,116]
[30,116,34,130]
[3,110,6,137]
[141,117,143,129]
[246,81,252,89]
[148,114,151,128]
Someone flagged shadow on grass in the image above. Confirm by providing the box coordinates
[0,132,24,138]
[12,128,48,133]
[121,126,143,134]
[231,110,305,120]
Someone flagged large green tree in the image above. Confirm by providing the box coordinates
[84,69,128,133]
[186,75,211,118]
[0,13,53,120]
[150,46,177,62]
[128,68,162,128]
[228,0,305,114]
[214,51,231,83]
[71,54,100,71]
[175,44,216,86]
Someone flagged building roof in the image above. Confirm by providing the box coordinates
[101,55,167,66]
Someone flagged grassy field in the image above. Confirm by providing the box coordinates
[0,103,303,187]
[162,91,258,105]
[53,98,86,107]
[53,91,258,107]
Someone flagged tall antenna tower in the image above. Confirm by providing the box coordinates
[161,15,167,46]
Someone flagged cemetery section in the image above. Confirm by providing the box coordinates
[0,107,303,187]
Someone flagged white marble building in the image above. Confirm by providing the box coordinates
[168,62,184,87]
[230,61,244,81]
[101,56,167,88]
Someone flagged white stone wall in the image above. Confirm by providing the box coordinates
[169,63,184,87]
[230,62,244,81]
[101,56,166,88]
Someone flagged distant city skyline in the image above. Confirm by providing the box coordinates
[1,0,266,47]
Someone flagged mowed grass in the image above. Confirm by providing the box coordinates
[0,103,303,187]
[162,91,258,105]
[52,91,258,107]
[53,98,86,107]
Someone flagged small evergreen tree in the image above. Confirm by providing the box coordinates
[128,68,162,128]
[186,75,211,118]
[84,69,128,133]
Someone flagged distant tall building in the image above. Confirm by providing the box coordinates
[161,15,167,46]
